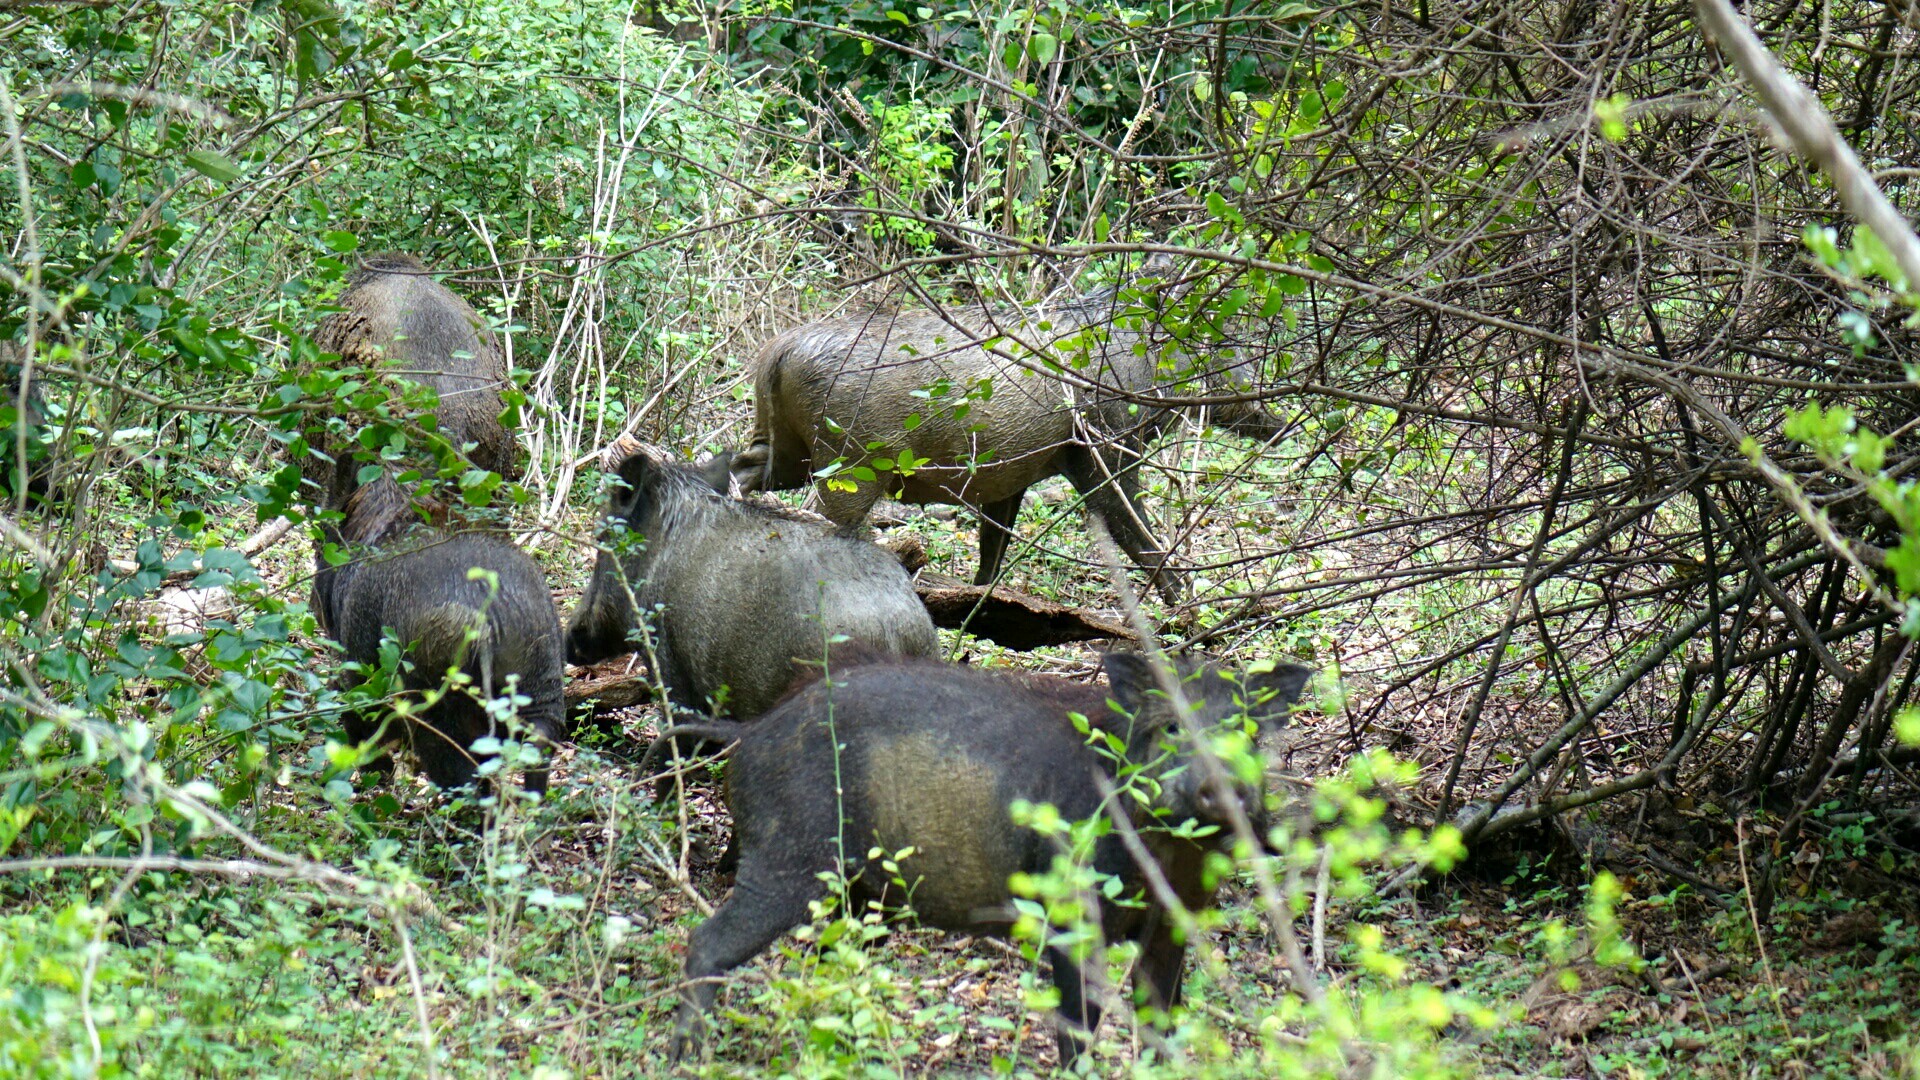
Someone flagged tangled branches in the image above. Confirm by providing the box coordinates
[747,0,1920,890]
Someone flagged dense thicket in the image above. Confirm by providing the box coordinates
[689,0,1920,892]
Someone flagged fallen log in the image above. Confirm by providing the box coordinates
[914,572,1137,650]
[565,657,655,713]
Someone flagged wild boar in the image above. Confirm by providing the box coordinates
[305,252,520,510]
[314,476,565,794]
[1,366,57,508]
[655,650,1314,1065]
[730,284,1285,600]
[565,440,936,719]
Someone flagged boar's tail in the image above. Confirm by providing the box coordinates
[638,720,749,776]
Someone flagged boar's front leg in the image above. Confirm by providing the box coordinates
[813,461,887,536]
[670,868,827,1061]
[1059,442,1185,603]
[974,489,1028,586]
[336,672,396,784]
[1131,907,1190,1020]
[1046,943,1105,1069]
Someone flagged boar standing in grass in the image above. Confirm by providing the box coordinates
[653,650,1314,1065]
[1,365,58,508]
[565,440,937,719]
[314,476,565,795]
[305,252,520,510]
[730,282,1287,601]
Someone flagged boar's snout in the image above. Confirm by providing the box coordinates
[564,608,614,667]
[1179,765,1267,838]
[564,589,619,667]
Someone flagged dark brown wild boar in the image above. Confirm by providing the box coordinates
[314,476,564,795]
[652,650,1314,1065]
[1,363,58,508]
[729,282,1286,600]
[305,253,520,509]
[565,440,936,719]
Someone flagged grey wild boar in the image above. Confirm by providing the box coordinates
[1,365,57,508]
[730,284,1286,599]
[565,440,937,719]
[306,252,520,509]
[654,650,1314,1065]
[314,476,565,794]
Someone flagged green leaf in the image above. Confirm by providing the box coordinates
[1027,33,1058,65]
[1193,72,1213,103]
[1802,224,1844,269]
[1888,533,1920,596]
[1594,93,1631,143]
[1896,707,1920,747]
[323,230,359,254]
[183,149,241,183]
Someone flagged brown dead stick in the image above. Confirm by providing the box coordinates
[872,534,1134,649]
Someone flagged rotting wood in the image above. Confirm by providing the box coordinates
[565,656,654,713]
[914,571,1137,650]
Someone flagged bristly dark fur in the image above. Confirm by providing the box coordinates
[353,251,430,280]
[314,476,566,796]
[564,442,937,719]
[665,651,1316,1065]
[337,475,444,547]
[302,251,520,513]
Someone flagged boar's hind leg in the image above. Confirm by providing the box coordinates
[974,489,1028,586]
[1131,909,1190,1020]
[671,869,825,1060]
[409,696,486,792]
[337,674,396,783]
[1046,943,1105,1068]
[814,474,885,534]
[1060,444,1186,603]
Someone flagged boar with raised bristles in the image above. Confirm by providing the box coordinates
[652,650,1314,1066]
[729,279,1286,601]
[565,440,937,719]
[305,253,520,510]
[314,476,565,795]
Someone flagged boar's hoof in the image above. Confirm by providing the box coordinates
[1053,1022,1095,1070]
[667,1009,707,1062]
[1148,568,1188,605]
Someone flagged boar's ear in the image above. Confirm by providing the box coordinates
[612,447,661,502]
[1101,652,1163,720]
[692,450,734,495]
[1243,663,1315,729]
